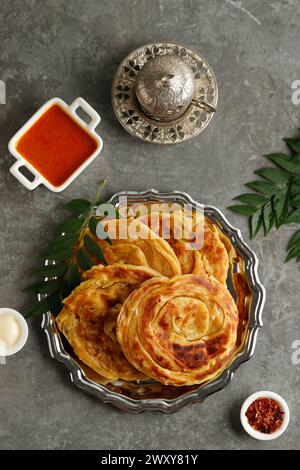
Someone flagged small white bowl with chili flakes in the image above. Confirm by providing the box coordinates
[240,391,290,440]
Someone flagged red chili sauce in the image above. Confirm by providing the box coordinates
[16,104,98,187]
[246,397,284,434]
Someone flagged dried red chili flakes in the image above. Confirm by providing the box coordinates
[246,397,284,434]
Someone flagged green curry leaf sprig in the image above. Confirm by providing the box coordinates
[24,180,110,318]
[228,133,300,263]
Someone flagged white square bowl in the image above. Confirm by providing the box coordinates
[8,97,103,192]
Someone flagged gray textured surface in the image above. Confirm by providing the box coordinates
[0,0,300,450]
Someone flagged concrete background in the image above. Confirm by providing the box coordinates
[0,0,300,450]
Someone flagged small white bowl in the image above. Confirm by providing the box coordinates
[240,391,290,440]
[0,308,29,356]
[8,97,103,192]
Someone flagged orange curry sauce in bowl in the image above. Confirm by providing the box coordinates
[16,104,98,187]
[9,97,102,191]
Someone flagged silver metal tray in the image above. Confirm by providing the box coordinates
[41,189,266,413]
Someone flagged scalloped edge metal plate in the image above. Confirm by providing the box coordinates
[41,189,265,413]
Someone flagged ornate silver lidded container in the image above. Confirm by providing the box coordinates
[112,42,218,145]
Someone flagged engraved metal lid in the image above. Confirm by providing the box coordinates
[112,42,218,145]
[135,55,196,121]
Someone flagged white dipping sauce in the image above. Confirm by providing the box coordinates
[0,314,21,347]
[0,308,28,356]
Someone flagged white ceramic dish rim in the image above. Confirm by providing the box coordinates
[240,390,290,440]
[0,308,29,356]
[8,97,103,192]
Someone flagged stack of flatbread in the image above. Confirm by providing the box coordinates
[57,206,239,386]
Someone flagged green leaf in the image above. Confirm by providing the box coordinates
[63,199,91,215]
[291,175,300,184]
[279,190,290,226]
[38,279,62,294]
[25,292,62,318]
[105,236,113,246]
[60,277,72,300]
[263,201,275,235]
[265,153,300,174]
[65,264,81,291]
[89,217,113,245]
[227,205,258,216]
[291,194,300,208]
[57,217,83,236]
[284,209,300,224]
[283,137,300,155]
[250,209,263,239]
[290,176,300,198]
[246,180,279,196]
[287,230,300,250]
[88,216,98,236]
[285,244,300,263]
[292,154,300,165]
[115,209,123,219]
[42,234,78,255]
[24,279,61,294]
[233,193,268,206]
[94,221,112,245]
[76,248,94,271]
[46,248,73,262]
[272,188,289,224]
[35,263,67,278]
[84,234,107,264]
[49,295,63,316]
[254,167,290,185]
